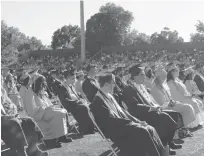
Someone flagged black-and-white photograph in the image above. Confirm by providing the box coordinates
[1,0,204,156]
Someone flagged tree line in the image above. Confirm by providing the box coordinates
[1,2,204,64]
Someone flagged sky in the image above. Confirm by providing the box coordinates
[1,0,204,45]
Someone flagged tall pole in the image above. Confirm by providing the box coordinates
[80,0,85,63]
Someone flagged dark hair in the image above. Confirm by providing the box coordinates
[112,67,122,76]
[63,68,75,79]
[32,76,47,95]
[86,64,96,72]
[9,69,14,74]
[146,69,153,79]
[5,74,12,85]
[130,67,142,80]
[178,71,185,81]
[22,76,30,86]
[184,72,193,83]
[166,69,176,82]
[103,65,108,69]
[98,74,114,88]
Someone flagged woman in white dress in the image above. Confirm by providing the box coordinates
[4,74,23,111]
[184,72,204,102]
[19,73,72,148]
[166,65,204,129]
[144,68,155,90]
[150,67,196,137]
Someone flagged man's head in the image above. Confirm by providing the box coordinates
[76,71,84,80]
[50,70,58,79]
[2,67,10,78]
[86,64,97,77]
[129,64,146,84]
[98,74,116,93]
[64,68,76,85]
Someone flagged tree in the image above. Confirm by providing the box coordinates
[51,25,80,49]
[150,27,184,44]
[195,20,204,33]
[17,37,44,52]
[1,20,44,65]
[99,3,134,35]
[1,20,27,64]
[123,29,151,45]
[86,3,134,53]
[86,13,122,53]
[190,20,204,43]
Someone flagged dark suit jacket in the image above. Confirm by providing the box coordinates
[82,77,98,102]
[123,85,152,118]
[194,74,204,92]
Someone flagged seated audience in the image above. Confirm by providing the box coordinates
[166,64,204,129]
[90,74,168,156]
[123,64,183,154]
[150,66,196,136]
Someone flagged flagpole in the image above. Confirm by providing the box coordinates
[80,0,85,63]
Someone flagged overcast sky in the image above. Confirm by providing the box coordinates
[1,0,204,45]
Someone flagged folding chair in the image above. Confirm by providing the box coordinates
[88,110,120,156]
[55,96,80,135]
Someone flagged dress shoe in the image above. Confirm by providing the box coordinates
[43,139,62,149]
[169,141,182,149]
[197,124,203,129]
[16,150,28,156]
[169,148,176,155]
[34,150,49,156]
[176,138,185,144]
[58,135,73,143]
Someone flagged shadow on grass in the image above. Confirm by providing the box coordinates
[99,150,112,156]
[38,132,83,151]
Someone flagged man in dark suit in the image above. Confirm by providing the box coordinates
[82,65,99,102]
[123,64,182,155]
[50,69,95,135]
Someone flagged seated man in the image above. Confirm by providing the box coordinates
[123,64,182,154]
[82,65,99,102]
[90,74,168,156]
[49,69,95,135]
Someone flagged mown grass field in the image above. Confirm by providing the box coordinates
[47,127,204,156]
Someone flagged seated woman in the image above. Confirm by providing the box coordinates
[144,68,155,90]
[166,65,204,129]
[19,73,71,148]
[90,74,168,156]
[3,74,23,111]
[184,71,204,101]
[1,85,48,156]
[150,66,196,136]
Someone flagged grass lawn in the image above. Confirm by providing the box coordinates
[47,127,204,156]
